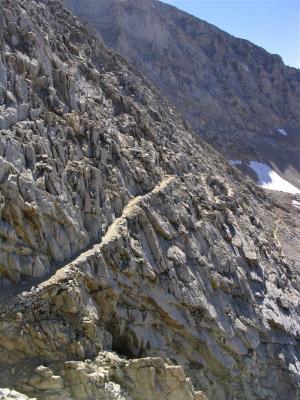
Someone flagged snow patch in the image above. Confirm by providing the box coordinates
[292,200,300,209]
[249,161,300,194]
[230,159,300,195]
[278,128,288,136]
[229,160,242,166]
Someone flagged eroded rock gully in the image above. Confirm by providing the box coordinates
[0,0,299,399]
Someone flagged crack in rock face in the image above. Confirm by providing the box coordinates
[0,0,299,399]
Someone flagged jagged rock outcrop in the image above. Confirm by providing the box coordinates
[0,0,299,399]
[1,353,206,400]
[63,0,300,188]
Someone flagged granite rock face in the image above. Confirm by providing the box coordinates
[1,353,206,400]
[0,0,300,399]
[63,0,300,188]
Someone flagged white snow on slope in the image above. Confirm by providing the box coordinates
[278,128,288,136]
[249,161,300,194]
[229,160,242,166]
[230,159,300,195]
[292,200,300,209]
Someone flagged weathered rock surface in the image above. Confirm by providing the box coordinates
[0,0,299,399]
[2,353,206,400]
[63,0,300,188]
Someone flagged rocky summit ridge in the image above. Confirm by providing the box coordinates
[0,0,299,399]
[63,0,300,189]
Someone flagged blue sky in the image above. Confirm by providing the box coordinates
[161,0,300,69]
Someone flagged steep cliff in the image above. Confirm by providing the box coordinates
[63,0,300,189]
[0,0,299,399]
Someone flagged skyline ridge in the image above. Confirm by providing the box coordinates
[161,0,300,69]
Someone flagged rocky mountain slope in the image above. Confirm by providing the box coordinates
[0,0,300,399]
[63,0,300,189]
